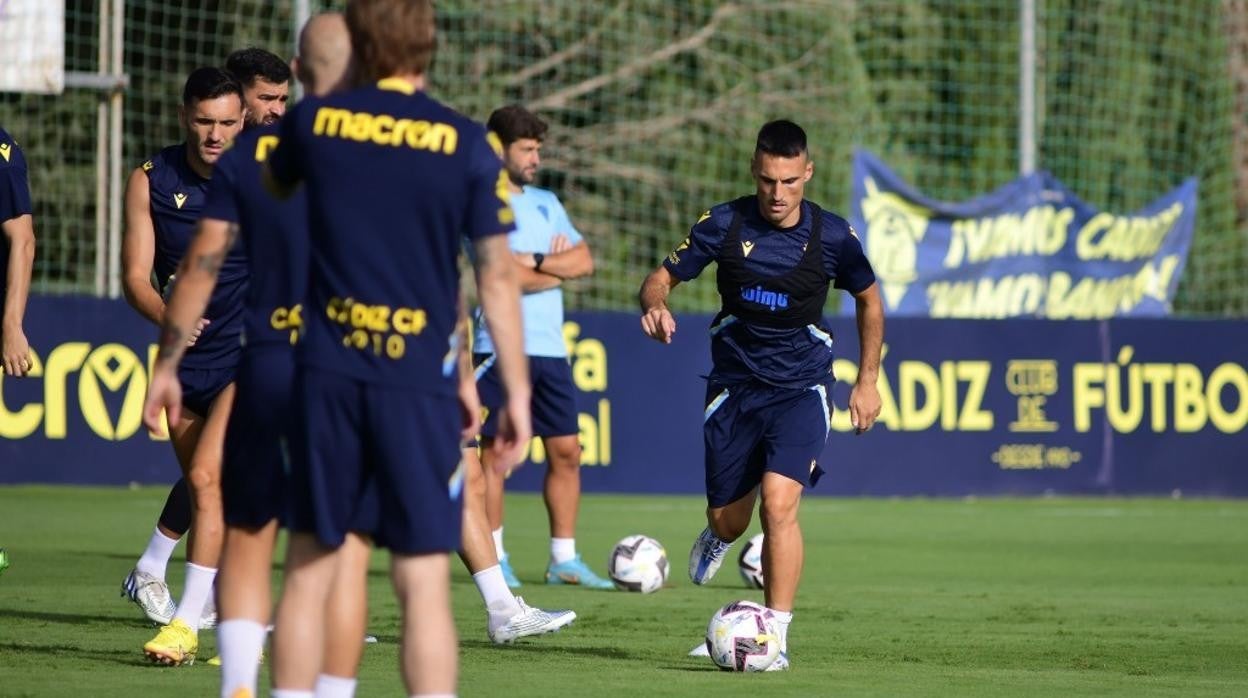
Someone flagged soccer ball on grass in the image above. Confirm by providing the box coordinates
[607,534,668,593]
[738,532,765,589]
[705,599,780,671]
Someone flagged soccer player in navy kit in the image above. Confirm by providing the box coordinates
[144,15,375,690]
[469,105,612,590]
[262,1,531,694]
[119,67,246,663]
[0,127,35,378]
[121,54,291,629]
[639,120,884,670]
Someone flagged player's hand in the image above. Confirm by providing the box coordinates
[849,379,882,435]
[550,234,572,254]
[457,377,483,444]
[2,328,33,377]
[186,318,210,347]
[489,392,532,475]
[143,365,183,436]
[640,308,676,344]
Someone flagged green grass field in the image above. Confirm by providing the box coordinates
[1,487,1246,697]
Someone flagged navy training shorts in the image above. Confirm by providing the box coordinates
[179,365,235,418]
[287,367,463,554]
[222,345,294,528]
[473,353,578,439]
[701,376,832,508]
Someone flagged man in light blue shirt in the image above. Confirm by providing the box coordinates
[470,104,610,588]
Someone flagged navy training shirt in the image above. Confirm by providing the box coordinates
[268,79,515,392]
[144,144,247,368]
[201,126,307,350]
[0,127,33,325]
[663,196,876,389]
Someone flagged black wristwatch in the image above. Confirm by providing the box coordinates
[533,252,545,271]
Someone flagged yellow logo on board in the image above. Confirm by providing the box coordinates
[173,193,188,209]
[860,176,930,309]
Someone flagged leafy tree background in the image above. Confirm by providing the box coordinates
[2,0,1243,314]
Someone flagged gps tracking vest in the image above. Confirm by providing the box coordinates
[715,201,831,329]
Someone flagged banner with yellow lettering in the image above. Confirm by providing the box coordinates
[849,149,1198,318]
[3,298,1244,496]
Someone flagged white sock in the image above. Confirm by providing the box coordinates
[171,562,217,631]
[768,608,793,653]
[217,619,266,698]
[136,527,179,580]
[272,691,315,698]
[473,565,521,630]
[492,527,506,559]
[315,674,358,698]
[550,537,576,565]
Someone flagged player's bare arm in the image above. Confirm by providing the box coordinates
[155,218,238,366]
[849,281,884,434]
[455,288,482,442]
[511,254,563,293]
[142,219,239,434]
[474,232,532,470]
[2,212,35,377]
[122,166,210,346]
[517,238,594,281]
[121,167,166,327]
[638,264,680,344]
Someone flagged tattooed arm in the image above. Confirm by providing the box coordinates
[142,217,238,432]
[154,218,239,364]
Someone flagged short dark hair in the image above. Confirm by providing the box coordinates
[487,104,548,147]
[181,66,244,107]
[226,47,292,86]
[755,120,808,158]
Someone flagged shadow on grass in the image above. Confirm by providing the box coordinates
[0,607,133,626]
[658,664,723,672]
[73,549,284,574]
[0,640,152,668]
[460,638,637,660]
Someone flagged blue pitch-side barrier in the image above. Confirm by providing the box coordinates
[1,295,1245,495]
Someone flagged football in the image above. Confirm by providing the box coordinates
[607,534,668,593]
[738,532,765,589]
[705,600,781,672]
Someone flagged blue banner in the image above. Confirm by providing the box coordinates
[2,297,1245,496]
[848,149,1198,318]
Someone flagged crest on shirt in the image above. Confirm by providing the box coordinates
[537,204,549,221]
[141,160,155,172]
[667,237,690,265]
[741,240,755,257]
[173,192,188,209]
[0,143,10,163]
